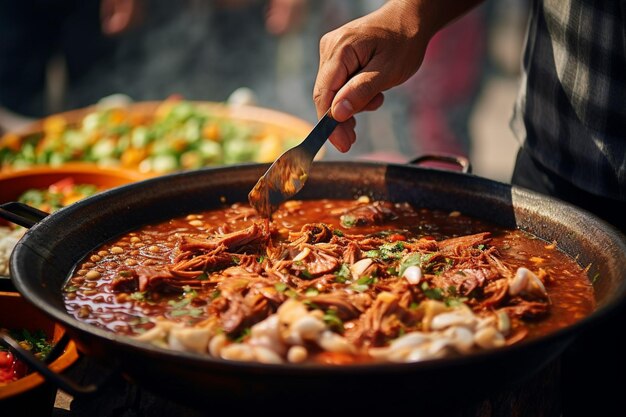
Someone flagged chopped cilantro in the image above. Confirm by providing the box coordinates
[285,289,299,298]
[275,282,287,292]
[303,299,320,309]
[130,291,146,301]
[340,214,357,228]
[333,229,344,237]
[170,309,189,317]
[334,263,351,283]
[182,286,197,297]
[351,284,369,292]
[168,297,191,309]
[367,242,405,261]
[444,297,468,307]
[356,275,376,285]
[351,275,376,292]
[398,252,434,277]
[232,328,251,343]
[323,309,344,332]
[305,287,319,296]
[420,282,443,301]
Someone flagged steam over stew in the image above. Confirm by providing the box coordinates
[64,198,595,365]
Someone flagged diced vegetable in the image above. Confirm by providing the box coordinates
[0,99,302,173]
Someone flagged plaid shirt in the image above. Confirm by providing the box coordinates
[510,0,626,200]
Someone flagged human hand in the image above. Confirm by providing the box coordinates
[265,0,307,35]
[100,0,142,36]
[313,0,432,152]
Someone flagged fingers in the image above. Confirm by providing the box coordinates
[330,54,392,121]
[328,117,357,153]
[363,93,385,112]
[314,33,394,122]
[327,93,383,153]
[100,0,137,35]
[313,30,363,119]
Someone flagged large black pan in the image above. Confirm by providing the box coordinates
[3,161,626,415]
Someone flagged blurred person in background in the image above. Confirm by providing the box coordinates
[0,0,310,134]
[313,1,625,416]
[1,0,417,162]
[0,0,129,132]
[400,4,488,158]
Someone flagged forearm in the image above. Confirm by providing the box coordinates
[409,0,486,39]
[313,0,487,152]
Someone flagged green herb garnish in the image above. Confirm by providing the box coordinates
[323,309,344,332]
[334,263,351,283]
[340,214,357,228]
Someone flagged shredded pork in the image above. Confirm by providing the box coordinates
[66,199,576,365]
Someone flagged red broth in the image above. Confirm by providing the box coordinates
[63,199,595,364]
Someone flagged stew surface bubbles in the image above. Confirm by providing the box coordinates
[64,198,595,365]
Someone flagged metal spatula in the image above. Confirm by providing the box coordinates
[248,109,338,217]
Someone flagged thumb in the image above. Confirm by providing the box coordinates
[330,65,388,122]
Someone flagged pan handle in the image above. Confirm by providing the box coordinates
[0,202,49,228]
[0,330,101,396]
[408,154,472,174]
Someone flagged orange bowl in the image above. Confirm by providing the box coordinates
[0,164,149,284]
[0,163,149,203]
[0,291,79,413]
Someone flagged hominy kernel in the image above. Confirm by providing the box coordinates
[65,293,77,300]
[97,251,108,257]
[130,237,141,243]
[77,269,88,276]
[82,289,98,296]
[77,306,91,318]
[110,246,124,254]
[148,245,160,253]
[85,270,101,280]
[90,255,101,262]
[83,262,95,268]
[125,259,138,266]
[189,220,203,227]
[287,346,308,363]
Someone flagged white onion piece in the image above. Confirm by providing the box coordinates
[402,265,422,285]
[292,247,311,262]
[350,258,373,279]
